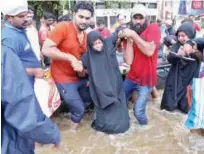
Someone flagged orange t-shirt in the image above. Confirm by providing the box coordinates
[48,22,87,83]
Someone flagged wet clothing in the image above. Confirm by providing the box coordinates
[161,23,201,113]
[56,80,90,123]
[124,79,152,125]
[81,31,129,134]
[1,45,60,154]
[123,23,160,125]
[48,21,88,123]
[1,22,41,85]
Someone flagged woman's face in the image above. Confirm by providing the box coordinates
[93,39,103,52]
[177,31,190,45]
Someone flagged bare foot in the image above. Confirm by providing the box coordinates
[70,121,79,130]
[151,87,159,98]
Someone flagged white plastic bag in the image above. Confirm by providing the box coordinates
[34,69,61,117]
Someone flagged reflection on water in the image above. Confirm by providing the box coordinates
[36,94,204,154]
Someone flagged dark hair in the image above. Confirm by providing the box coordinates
[181,18,194,26]
[58,15,72,22]
[44,12,55,20]
[28,5,35,12]
[156,19,161,24]
[89,21,95,29]
[97,19,104,26]
[189,14,194,17]
[73,1,94,16]
[117,14,126,19]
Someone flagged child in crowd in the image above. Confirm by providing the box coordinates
[161,23,202,113]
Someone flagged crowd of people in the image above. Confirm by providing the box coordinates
[1,0,204,153]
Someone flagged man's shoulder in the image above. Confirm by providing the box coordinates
[2,26,19,35]
[55,21,73,30]
[2,27,22,41]
[147,23,160,30]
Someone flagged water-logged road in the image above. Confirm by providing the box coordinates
[36,93,204,154]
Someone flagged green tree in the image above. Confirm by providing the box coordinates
[28,0,63,28]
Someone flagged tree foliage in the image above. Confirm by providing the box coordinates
[28,0,63,19]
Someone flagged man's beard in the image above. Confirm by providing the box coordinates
[77,24,87,31]
[129,20,148,35]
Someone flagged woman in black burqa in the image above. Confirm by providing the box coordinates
[161,23,202,113]
[80,31,129,134]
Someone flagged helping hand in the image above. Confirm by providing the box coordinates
[183,43,194,54]
[71,60,83,72]
[118,28,135,38]
[34,68,45,78]
[177,47,186,55]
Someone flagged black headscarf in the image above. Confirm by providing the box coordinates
[176,23,196,40]
[81,31,125,109]
[171,23,196,53]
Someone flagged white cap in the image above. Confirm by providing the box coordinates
[131,4,147,17]
[1,0,28,16]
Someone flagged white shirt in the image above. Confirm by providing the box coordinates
[85,27,93,34]
[26,25,41,61]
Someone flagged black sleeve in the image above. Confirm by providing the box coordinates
[167,53,181,64]
[81,52,89,68]
[190,51,203,61]
[1,46,60,145]
[194,38,204,52]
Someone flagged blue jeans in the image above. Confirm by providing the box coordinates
[124,79,152,125]
[56,80,89,123]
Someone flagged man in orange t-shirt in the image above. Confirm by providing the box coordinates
[42,2,94,130]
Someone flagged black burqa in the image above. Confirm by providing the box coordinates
[81,31,129,134]
[161,23,201,113]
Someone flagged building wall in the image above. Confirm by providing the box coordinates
[94,1,159,29]
[172,0,204,29]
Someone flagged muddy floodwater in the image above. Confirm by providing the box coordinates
[36,92,204,154]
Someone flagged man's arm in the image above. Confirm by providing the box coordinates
[42,38,77,63]
[129,30,156,57]
[123,39,134,65]
[120,30,156,57]
[42,22,78,63]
